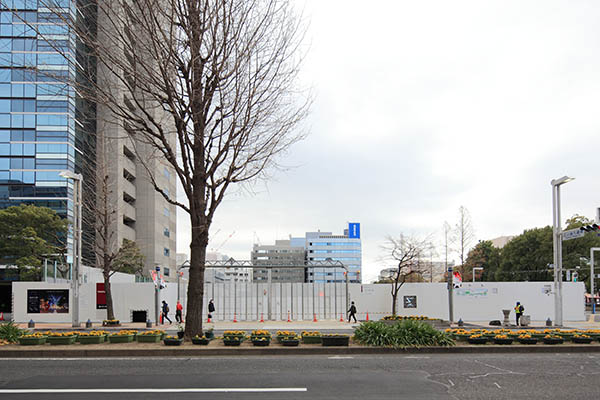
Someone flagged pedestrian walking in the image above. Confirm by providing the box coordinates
[514,301,524,326]
[162,300,172,324]
[347,301,357,323]
[208,299,215,320]
[175,300,183,323]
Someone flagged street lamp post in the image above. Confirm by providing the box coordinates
[472,267,484,282]
[177,260,190,303]
[591,248,600,314]
[59,170,83,328]
[551,175,574,327]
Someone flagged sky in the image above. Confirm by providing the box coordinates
[177,0,600,283]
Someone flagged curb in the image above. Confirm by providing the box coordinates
[2,345,600,358]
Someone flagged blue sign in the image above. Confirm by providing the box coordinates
[348,222,360,238]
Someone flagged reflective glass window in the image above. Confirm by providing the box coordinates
[23,143,34,155]
[0,114,9,128]
[22,157,33,168]
[0,158,8,169]
[0,84,9,96]
[0,99,9,112]
[0,131,8,142]
[10,131,23,141]
[22,171,33,183]
[0,69,9,83]
[10,171,21,182]
[10,143,22,156]
[10,158,22,168]
[0,144,8,154]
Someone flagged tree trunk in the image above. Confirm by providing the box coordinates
[391,283,398,316]
[104,273,115,321]
[184,214,209,339]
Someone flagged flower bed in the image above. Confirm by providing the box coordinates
[192,335,211,345]
[108,330,137,343]
[102,319,121,327]
[572,335,593,344]
[517,334,537,345]
[467,334,487,345]
[321,334,349,347]
[136,330,163,343]
[163,335,183,346]
[78,331,106,344]
[223,337,243,346]
[493,335,513,345]
[276,331,296,343]
[47,332,77,345]
[223,330,246,341]
[281,337,300,347]
[252,337,271,346]
[301,331,322,344]
[543,335,564,345]
[18,333,47,346]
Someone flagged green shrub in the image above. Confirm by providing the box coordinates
[353,320,454,348]
[0,322,29,343]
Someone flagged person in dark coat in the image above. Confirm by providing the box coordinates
[348,301,357,323]
[162,300,172,324]
[208,299,215,320]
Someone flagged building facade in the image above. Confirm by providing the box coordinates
[251,240,305,282]
[0,1,176,279]
[291,222,362,283]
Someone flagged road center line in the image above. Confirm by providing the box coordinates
[0,388,308,394]
[328,356,354,359]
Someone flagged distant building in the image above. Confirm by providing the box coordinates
[292,222,362,283]
[377,260,453,283]
[489,236,515,249]
[251,240,305,282]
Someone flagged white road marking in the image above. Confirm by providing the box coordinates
[0,388,308,394]
[494,382,501,389]
[448,379,455,387]
[328,356,353,359]
[404,356,430,359]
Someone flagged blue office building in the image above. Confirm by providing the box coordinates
[291,222,362,283]
[0,0,96,264]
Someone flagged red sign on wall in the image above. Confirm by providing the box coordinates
[96,283,107,310]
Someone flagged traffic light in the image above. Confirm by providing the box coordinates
[580,224,600,232]
[573,272,578,282]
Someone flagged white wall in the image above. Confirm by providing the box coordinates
[11,281,586,323]
[349,282,586,322]
[12,281,179,323]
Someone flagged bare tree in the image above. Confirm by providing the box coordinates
[452,206,475,267]
[381,234,432,315]
[82,136,145,321]
[23,0,309,337]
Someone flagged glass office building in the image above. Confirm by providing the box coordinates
[291,223,362,284]
[0,0,96,264]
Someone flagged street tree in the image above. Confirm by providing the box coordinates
[452,206,476,267]
[0,204,68,280]
[26,0,309,337]
[380,234,432,315]
[85,134,146,321]
[462,240,501,282]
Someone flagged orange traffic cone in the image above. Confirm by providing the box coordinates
[233,313,237,323]
[339,313,344,322]
[0,312,3,321]
[207,315,211,323]
[366,311,370,321]
[313,313,317,322]
[287,311,291,322]
[260,313,265,323]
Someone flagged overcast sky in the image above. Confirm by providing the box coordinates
[177,0,600,283]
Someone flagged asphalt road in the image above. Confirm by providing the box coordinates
[1,353,599,399]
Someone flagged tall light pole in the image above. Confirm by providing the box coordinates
[59,170,83,328]
[591,248,600,314]
[551,175,574,327]
[177,260,190,303]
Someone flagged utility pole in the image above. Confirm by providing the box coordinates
[447,266,454,323]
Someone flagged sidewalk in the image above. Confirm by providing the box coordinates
[14,319,360,333]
